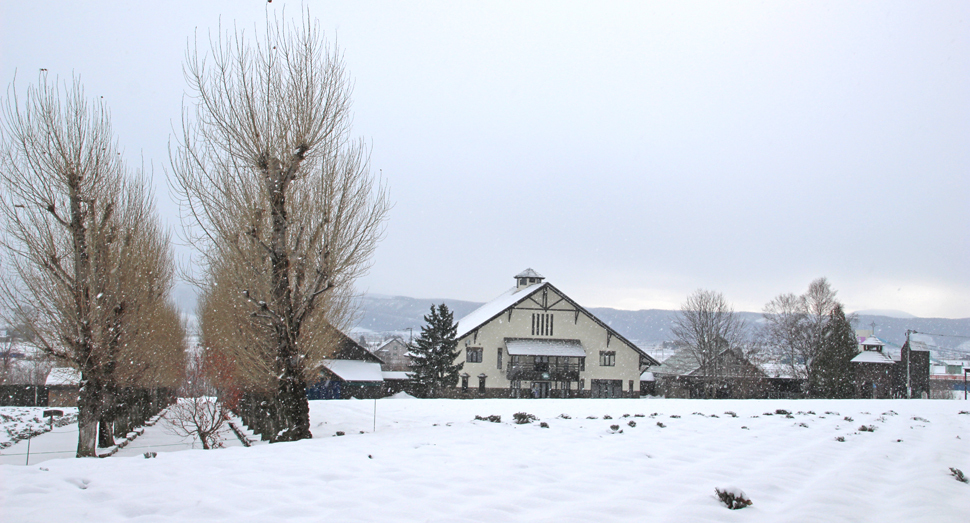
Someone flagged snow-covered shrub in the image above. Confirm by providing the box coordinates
[656,422,666,428]
[144,452,157,458]
[603,415,612,420]
[950,468,968,484]
[959,411,969,415]
[634,414,645,418]
[627,420,636,427]
[474,414,501,423]
[586,416,598,420]
[912,416,929,423]
[825,411,839,415]
[670,414,681,418]
[798,422,809,428]
[763,412,773,416]
[622,414,630,418]
[775,409,790,415]
[859,425,876,432]
[557,414,571,419]
[724,411,737,418]
[335,431,345,436]
[513,412,537,424]
[844,416,854,422]
[539,422,549,428]
[835,436,845,442]
[715,487,752,509]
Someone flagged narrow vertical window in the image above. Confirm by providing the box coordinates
[497,348,503,370]
[549,314,554,336]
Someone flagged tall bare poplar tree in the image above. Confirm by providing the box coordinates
[173,14,389,442]
[0,74,183,456]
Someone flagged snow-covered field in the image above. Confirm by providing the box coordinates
[2,398,969,522]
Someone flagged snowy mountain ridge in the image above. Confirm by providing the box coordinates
[354,294,970,352]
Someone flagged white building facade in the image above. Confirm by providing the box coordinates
[453,269,658,398]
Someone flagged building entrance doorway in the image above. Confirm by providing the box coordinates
[532,381,551,398]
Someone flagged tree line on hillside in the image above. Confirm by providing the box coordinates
[0,11,388,453]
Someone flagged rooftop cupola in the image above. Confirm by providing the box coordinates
[860,336,886,352]
[515,268,544,289]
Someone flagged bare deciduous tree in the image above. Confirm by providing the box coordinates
[760,277,841,392]
[0,74,184,456]
[165,353,226,450]
[672,289,748,398]
[173,14,389,442]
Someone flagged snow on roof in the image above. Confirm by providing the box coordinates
[640,371,655,381]
[322,360,384,382]
[456,283,547,338]
[45,367,80,386]
[851,350,895,364]
[381,371,411,381]
[907,340,931,352]
[515,268,544,279]
[505,338,586,357]
[860,336,886,347]
[761,363,798,379]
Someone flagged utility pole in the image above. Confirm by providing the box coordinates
[905,329,913,399]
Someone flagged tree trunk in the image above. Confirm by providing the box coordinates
[76,380,99,457]
[275,375,311,441]
[98,418,114,448]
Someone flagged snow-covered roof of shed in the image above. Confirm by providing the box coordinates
[640,371,655,381]
[515,268,544,279]
[456,283,548,338]
[851,350,895,364]
[907,340,931,352]
[381,371,411,381]
[860,336,887,347]
[650,350,702,376]
[505,338,586,357]
[45,367,80,386]
[321,360,384,382]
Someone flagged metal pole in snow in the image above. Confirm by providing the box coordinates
[25,435,30,466]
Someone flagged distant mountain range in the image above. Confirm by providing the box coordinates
[354,294,970,356]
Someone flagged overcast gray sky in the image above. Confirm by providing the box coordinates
[2,1,967,318]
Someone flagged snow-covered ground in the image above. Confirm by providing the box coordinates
[2,398,969,522]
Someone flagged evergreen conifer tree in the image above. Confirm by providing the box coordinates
[809,304,857,398]
[408,304,463,398]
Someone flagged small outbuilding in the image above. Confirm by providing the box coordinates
[45,367,80,407]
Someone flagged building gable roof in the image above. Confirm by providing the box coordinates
[455,281,659,366]
[651,348,766,378]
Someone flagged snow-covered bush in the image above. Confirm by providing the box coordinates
[859,425,876,432]
[715,487,753,509]
[627,420,636,427]
[950,468,968,484]
[775,409,790,415]
[474,414,501,423]
[539,422,549,428]
[513,412,537,424]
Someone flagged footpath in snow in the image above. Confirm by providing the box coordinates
[0,405,244,466]
[1,398,969,522]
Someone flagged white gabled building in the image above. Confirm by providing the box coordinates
[453,269,659,398]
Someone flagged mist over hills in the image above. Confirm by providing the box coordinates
[354,294,970,355]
